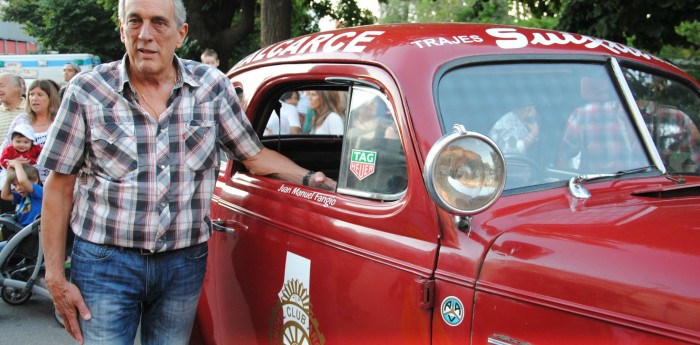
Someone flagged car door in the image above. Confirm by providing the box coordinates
[204,63,441,344]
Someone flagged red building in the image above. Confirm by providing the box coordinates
[0,21,37,55]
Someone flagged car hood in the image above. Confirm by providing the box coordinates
[477,177,700,341]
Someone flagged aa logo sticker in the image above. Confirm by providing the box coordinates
[440,296,464,326]
[350,149,376,180]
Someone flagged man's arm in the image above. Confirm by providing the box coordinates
[242,147,336,190]
[41,171,90,343]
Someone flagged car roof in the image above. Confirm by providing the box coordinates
[230,23,693,81]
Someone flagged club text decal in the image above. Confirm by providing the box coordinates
[269,252,325,345]
[350,149,377,180]
[278,185,337,207]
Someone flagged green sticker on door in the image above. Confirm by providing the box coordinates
[350,149,376,180]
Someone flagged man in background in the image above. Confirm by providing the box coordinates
[0,73,26,139]
[59,63,81,99]
[200,48,220,68]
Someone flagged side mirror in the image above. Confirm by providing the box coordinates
[423,124,506,215]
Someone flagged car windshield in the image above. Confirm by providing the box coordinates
[436,62,697,191]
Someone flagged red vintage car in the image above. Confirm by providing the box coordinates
[191,23,700,344]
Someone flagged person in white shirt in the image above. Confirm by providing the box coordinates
[265,91,302,135]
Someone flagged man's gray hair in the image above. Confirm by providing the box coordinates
[0,73,23,94]
[118,0,187,27]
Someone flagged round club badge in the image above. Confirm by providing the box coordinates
[440,296,464,326]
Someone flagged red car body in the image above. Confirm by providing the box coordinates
[192,23,700,344]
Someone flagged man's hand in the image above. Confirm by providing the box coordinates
[47,278,91,344]
[309,171,337,191]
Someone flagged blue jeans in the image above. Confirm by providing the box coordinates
[71,237,208,345]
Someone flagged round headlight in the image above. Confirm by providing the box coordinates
[423,124,506,215]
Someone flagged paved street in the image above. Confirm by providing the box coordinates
[0,293,76,344]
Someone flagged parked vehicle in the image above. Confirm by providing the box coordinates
[0,53,101,85]
[191,23,700,344]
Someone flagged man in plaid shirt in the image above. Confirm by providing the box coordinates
[558,101,648,173]
[639,100,700,172]
[38,0,334,343]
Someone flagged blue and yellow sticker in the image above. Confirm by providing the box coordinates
[440,296,464,326]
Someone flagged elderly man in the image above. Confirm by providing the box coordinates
[39,0,334,344]
[0,73,26,139]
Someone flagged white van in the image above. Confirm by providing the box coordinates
[0,53,101,85]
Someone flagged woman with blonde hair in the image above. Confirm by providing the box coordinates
[309,90,345,135]
[1,79,60,183]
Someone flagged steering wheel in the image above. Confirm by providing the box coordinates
[503,153,543,188]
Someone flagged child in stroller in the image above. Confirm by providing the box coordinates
[0,214,72,325]
[0,161,71,325]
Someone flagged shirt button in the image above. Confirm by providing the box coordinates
[160,203,167,209]
[160,165,166,170]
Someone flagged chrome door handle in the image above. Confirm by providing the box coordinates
[211,219,236,234]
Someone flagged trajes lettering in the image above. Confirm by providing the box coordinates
[410,35,483,48]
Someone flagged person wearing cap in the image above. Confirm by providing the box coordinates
[0,123,42,169]
[59,63,81,99]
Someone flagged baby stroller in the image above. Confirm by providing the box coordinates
[0,214,68,326]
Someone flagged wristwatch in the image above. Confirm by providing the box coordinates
[302,171,315,186]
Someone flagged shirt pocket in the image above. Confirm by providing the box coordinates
[184,120,217,172]
[90,122,138,179]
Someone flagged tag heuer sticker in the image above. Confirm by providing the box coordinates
[441,296,464,326]
[350,149,376,180]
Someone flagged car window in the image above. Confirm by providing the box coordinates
[259,85,407,201]
[437,62,652,191]
[338,87,407,200]
[622,67,700,174]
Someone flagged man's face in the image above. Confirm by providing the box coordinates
[63,65,78,82]
[120,0,188,78]
[0,75,21,105]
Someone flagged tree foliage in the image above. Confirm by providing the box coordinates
[557,0,700,54]
[2,0,123,59]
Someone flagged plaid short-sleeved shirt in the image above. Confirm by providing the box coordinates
[38,55,263,252]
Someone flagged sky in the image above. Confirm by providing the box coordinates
[319,0,381,31]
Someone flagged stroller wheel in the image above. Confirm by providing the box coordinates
[1,269,33,305]
[1,285,32,305]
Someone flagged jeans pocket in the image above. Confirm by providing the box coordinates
[181,242,208,260]
[71,237,117,262]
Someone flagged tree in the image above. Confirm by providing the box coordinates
[2,0,123,59]
[261,0,292,47]
[557,0,699,54]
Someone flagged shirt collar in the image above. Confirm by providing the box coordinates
[116,53,200,93]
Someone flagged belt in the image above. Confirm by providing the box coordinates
[119,242,205,256]
[120,247,161,256]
